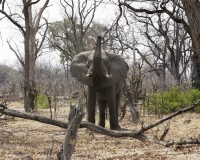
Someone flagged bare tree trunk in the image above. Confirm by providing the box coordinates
[181,0,200,89]
[181,0,200,56]
[28,2,37,111]
[23,1,37,112]
[123,81,140,123]
[191,52,200,88]
[23,1,31,112]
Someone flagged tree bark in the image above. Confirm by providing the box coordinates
[181,0,200,57]
[123,80,140,123]
[23,1,31,112]
[181,0,200,89]
[191,52,200,88]
[28,3,36,111]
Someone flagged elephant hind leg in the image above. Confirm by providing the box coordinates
[116,90,122,123]
[98,100,107,128]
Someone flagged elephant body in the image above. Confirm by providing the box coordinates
[70,36,129,130]
[88,78,123,130]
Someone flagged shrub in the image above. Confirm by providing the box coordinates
[146,87,200,114]
[182,89,200,112]
[34,94,55,109]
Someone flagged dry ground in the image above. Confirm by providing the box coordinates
[1,102,200,160]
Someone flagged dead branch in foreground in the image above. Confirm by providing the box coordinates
[0,99,200,142]
[59,99,84,160]
[0,103,145,141]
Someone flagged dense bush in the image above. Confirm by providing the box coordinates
[146,87,200,114]
[34,94,55,109]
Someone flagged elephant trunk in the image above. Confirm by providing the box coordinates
[92,36,102,75]
[82,36,112,79]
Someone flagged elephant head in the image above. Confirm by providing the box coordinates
[70,36,129,87]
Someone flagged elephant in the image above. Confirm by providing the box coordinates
[70,36,129,130]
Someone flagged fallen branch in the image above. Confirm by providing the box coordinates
[0,106,69,129]
[0,99,200,142]
[0,107,145,140]
[0,103,145,140]
[166,138,200,147]
[155,138,200,147]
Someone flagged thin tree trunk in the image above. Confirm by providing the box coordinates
[23,1,31,112]
[29,2,37,110]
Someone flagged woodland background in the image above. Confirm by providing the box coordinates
[1,0,200,159]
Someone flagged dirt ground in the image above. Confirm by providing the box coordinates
[1,102,200,160]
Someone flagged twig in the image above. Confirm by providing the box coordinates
[160,126,169,141]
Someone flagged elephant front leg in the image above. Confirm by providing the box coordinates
[87,87,96,124]
[106,89,121,130]
[98,100,107,127]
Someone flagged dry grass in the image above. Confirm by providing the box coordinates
[0,102,200,159]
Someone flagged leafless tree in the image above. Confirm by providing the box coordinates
[131,2,191,87]
[0,0,50,112]
[117,0,200,89]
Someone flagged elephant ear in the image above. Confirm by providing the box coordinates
[70,51,93,86]
[102,52,129,87]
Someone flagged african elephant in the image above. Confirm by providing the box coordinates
[70,36,129,130]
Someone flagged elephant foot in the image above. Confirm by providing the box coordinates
[98,122,105,128]
[110,125,121,131]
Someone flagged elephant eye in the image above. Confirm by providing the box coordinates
[86,61,91,68]
[106,61,110,67]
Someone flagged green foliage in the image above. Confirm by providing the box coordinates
[146,87,200,114]
[34,94,54,109]
[48,19,108,62]
[0,97,2,103]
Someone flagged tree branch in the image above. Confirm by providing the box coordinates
[33,0,49,36]
[35,18,49,58]
[1,99,200,142]
[119,1,191,36]
[7,40,25,68]
[0,10,25,35]
[27,0,40,7]
[0,105,145,141]
[138,99,200,134]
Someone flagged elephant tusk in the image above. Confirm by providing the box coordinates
[82,73,90,78]
[105,74,112,79]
